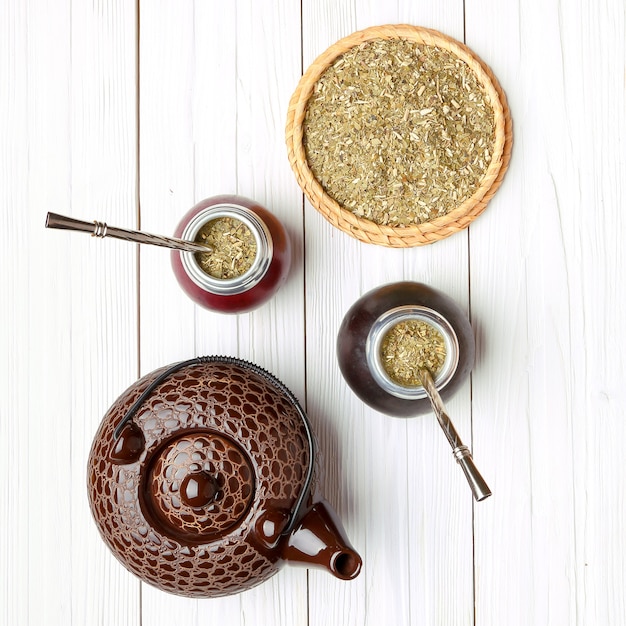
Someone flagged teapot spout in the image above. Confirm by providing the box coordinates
[282,499,362,580]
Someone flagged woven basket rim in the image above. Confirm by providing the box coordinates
[285,24,513,247]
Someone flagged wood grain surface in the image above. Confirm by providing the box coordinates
[2,0,624,624]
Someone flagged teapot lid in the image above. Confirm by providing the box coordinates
[110,356,315,540]
[145,430,256,543]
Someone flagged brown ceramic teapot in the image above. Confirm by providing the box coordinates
[87,356,361,598]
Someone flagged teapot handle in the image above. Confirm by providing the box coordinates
[112,357,204,440]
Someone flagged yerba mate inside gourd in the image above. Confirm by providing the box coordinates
[303,38,496,226]
[380,319,446,386]
[194,217,257,279]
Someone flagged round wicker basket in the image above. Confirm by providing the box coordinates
[285,24,513,247]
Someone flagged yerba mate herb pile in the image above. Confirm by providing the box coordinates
[194,217,257,280]
[303,38,495,226]
[381,319,447,386]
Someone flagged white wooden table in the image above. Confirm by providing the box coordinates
[2,1,625,624]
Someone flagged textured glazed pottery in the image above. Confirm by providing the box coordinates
[88,356,361,598]
[171,195,291,313]
[337,282,475,417]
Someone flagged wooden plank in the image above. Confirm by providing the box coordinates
[301,2,474,625]
[138,1,306,624]
[1,3,32,624]
[138,2,237,622]
[467,0,626,623]
[0,1,140,625]
[66,3,141,624]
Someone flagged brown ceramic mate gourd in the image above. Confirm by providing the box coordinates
[88,356,361,598]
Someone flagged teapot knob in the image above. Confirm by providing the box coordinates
[180,470,219,508]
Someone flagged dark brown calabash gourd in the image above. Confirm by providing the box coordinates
[88,357,361,598]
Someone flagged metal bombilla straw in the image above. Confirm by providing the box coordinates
[419,367,492,502]
[45,212,212,254]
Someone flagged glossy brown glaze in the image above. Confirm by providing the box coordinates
[110,422,145,464]
[179,470,220,508]
[87,357,361,597]
[284,500,362,580]
[143,431,256,544]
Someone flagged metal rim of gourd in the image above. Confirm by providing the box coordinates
[366,305,460,400]
[180,204,273,295]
